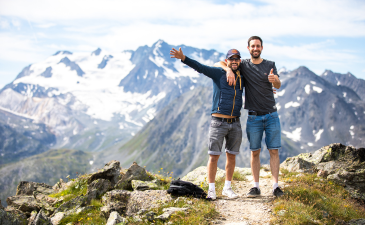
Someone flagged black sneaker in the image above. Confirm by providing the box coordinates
[273,187,284,197]
[246,187,261,198]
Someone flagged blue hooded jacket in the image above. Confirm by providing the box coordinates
[182,56,244,117]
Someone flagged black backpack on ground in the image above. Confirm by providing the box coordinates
[167,179,207,199]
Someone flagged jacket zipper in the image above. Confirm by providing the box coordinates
[231,73,238,116]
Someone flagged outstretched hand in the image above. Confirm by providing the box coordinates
[170,47,186,61]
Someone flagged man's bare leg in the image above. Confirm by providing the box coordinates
[269,149,279,184]
[225,152,236,181]
[207,155,220,200]
[247,149,261,197]
[222,152,238,198]
[251,149,261,183]
[207,155,220,183]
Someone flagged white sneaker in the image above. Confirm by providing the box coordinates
[207,190,216,200]
[222,187,239,199]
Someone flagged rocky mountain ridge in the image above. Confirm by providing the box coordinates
[1,143,364,225]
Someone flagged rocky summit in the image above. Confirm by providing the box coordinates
[281,143,365,201]
[1,143,364,224]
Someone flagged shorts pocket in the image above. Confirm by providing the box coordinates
[211,121,222,128]
[270,113,278,118]
[247,115,256,122]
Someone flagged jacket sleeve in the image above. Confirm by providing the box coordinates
[182,56,223,81]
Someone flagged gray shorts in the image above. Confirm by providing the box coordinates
[208,116,242,155]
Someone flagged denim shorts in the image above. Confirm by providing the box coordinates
[246,111,281,151]
[208,117,242,155]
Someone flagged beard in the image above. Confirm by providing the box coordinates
[229,63,239,71]
[250,50,261,59]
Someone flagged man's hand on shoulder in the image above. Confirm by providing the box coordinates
[170,47,186,61]
[214,61,235,86]
[268,68,281,89]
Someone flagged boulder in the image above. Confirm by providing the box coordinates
[87,160,121,187]
[28,211,37,224]
[16,181,53,196]
[32,209,52,225]
[126,190,172,216]
[6,196,39,215]
[86,179,111,203]
[155,207,189,221]
[115,162,151,190]
[52,195,88,215]
[101,190,131,218]
[182,166,225,185]
[0,209,27,225]
[281,143,365,201]
[131,180,158,191]
[106,211,125,225]
[50,212,65,225]
[348,219,365,225]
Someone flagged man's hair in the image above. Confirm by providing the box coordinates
[248,36,263,46]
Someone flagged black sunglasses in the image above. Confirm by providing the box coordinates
[228,57,241,62]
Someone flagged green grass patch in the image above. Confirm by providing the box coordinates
[58,202,106,225]
[271,169,365,225]
[232,170,247,181]
[49,177,89,208]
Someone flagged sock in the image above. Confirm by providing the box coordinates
[209,183,215,191]
[273,183,279,190]
[224,180,231,189]
[254,182,260,190]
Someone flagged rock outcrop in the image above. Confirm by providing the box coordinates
[281,143,365,200]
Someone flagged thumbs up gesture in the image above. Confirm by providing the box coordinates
[268,68,276,83]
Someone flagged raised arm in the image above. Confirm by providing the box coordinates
[214,61,235,86]
[170,47,222,80]
[268,68,281,89]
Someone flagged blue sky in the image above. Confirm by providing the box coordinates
[1,0,365,88]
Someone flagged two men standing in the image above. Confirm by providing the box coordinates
[217,36,284,197]
[170,35,284,199]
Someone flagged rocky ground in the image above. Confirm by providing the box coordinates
[215,176,284,225]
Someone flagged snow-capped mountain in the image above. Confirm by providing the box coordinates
[0,40,224,156]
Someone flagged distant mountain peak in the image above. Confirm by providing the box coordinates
[58,57,85,77]
[53,51,73,56]
[91,48,102,56]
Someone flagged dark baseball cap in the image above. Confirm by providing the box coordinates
[226,49,241,59]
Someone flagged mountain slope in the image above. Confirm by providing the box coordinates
[0,40,224,155]
[0,149,92,207]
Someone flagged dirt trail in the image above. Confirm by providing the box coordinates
[214,170,285,225]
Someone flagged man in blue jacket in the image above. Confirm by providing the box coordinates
[170,47,244,200]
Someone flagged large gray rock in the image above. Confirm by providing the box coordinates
[50,212,65,225]
[86,179,111,203]
[52,195,88,215]
[16,181,53,196]
[88,160,121,186]
[0,209,27,225]
[131,180,158,191]
[106,211,125,225]
[281,143,365,201]
[155,207,189,221]
[182,166,225,185]
[101,190,131,218]
[115,162,151,190]
[6,196,39,215]
[32,209,52,225]
[126,190,172,216]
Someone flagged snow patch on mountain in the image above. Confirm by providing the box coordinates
[282,127,302,142]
